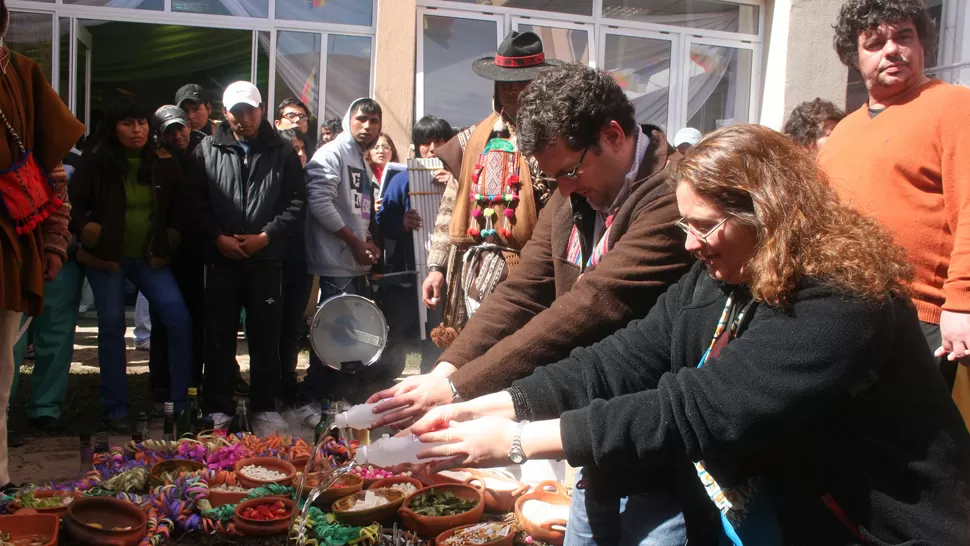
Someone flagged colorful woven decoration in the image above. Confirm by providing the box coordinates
[469,138,521,242]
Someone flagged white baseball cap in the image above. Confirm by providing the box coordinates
[674,127,703,147]
[223,81,262,110]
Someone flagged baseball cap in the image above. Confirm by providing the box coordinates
[152,105,189,132]
[175,84,207,107]
[674,127,703,147]
[223,81,262,111]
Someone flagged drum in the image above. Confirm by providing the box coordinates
[309,293,388,372]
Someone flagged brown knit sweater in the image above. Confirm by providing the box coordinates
[441,126,695,399]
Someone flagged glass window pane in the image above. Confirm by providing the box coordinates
[603,0,759,34]
[78,42,89,127]
[517,24,589,64]
[172,0,266,18]
[686,45,752,133]
[325,35,371,121]
[7,12,53,81]
[256,31,271,104]
[276,0,372,26]
[275,31,321,122]
[604,34,671,128]
[422,15,497,129]
[64,0,162,11]
[447,0,591,16]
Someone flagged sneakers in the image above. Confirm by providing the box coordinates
[255,412,289,432]
[208,412,231,430]
[135,339,150,351]
[283,404,321,428]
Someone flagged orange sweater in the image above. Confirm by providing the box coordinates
[818,80,970,324]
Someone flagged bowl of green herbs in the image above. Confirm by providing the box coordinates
[9,488,80,520]
[398,481,485,538]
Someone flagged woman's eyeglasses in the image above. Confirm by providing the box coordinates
[373,144,392,151]
[536,145,590,184]
[675,216,731,242]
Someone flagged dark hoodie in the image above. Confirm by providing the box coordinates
[191,118,305,265]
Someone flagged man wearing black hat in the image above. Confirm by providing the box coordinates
[418,31,560,346]
[176,84,218,136]
[145,105,207,409]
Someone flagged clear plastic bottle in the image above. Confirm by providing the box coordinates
[353,434,447,467]
[333,401,396,430]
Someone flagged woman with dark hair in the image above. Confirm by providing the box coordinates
[367,132,399,184]
[69,99,192,431]
[410,124,970,543]
[279,127,308,168]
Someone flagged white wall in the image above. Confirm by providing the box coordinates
[759,0,848,129]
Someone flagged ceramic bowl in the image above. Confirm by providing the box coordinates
[467,474,529,513]
[149,459,205,486]
[398,482,485,538]
[332,488,406,526]
[301,473,364,506]
[232,497,294,537]
[513,481,571,546]
[233,456,297,489]
[368,475,423,497]
[435,522,515,546]
[207,489,249,508]
[0,512,59,546]
[9,490,81,520]
[64,497,148,546]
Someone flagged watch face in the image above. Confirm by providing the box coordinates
[510,451,525,464]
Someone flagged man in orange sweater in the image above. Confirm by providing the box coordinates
[819,0,970,421]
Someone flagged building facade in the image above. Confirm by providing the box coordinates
[4,0,967,150]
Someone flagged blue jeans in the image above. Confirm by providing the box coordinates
[565,468,687,546]
[134,292,151,344]
[86,257,191,417]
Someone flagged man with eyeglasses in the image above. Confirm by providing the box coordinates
[367,63,698,542]
[275,97,311,135]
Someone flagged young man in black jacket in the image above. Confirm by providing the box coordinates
[192,81,305,431]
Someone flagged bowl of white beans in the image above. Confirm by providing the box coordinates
[233,457,297,489]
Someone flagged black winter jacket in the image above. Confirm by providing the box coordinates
[69,144,185,271]
[192,120,305,265]
[511,261,970,545]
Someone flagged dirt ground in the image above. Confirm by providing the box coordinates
[9,316,439,486]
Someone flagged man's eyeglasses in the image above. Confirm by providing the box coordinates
[283,112,308,121]
[675,216,731,242]
[536,145,590,184]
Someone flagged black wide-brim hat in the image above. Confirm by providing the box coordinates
[472,31,564,82]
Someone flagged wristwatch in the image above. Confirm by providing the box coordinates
[509,420,530,464]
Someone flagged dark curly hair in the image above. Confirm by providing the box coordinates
[834,0,938,70]
[783,99,846,148]
[516,63,636,155]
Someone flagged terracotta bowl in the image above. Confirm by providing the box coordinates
[150,459,205,486]
[0,512,59,546]
[301,473,364,506]
[398,482,485,538]
[418,468,477,487]
[64,497,148,546]
[368,476,424,497]
[232,497,293,537]
[9,490,81,520]
[513,481,571,546]
[332,488,406,526]
[207,489,249,508]
[466,474,529,513]
[233,457,297,489]
[435,522,515,546]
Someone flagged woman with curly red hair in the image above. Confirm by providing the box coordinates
[408,124,970,544]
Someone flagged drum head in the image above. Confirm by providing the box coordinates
[309,294,388,372]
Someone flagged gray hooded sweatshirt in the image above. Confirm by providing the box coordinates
[305,98,376,277]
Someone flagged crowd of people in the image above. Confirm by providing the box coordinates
[0,0,967,542]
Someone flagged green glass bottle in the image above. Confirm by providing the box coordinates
[176,388,202,439]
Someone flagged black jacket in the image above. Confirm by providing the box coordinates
[511,261,970,545]
[192,120,305,265]
[69,144,185,271]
